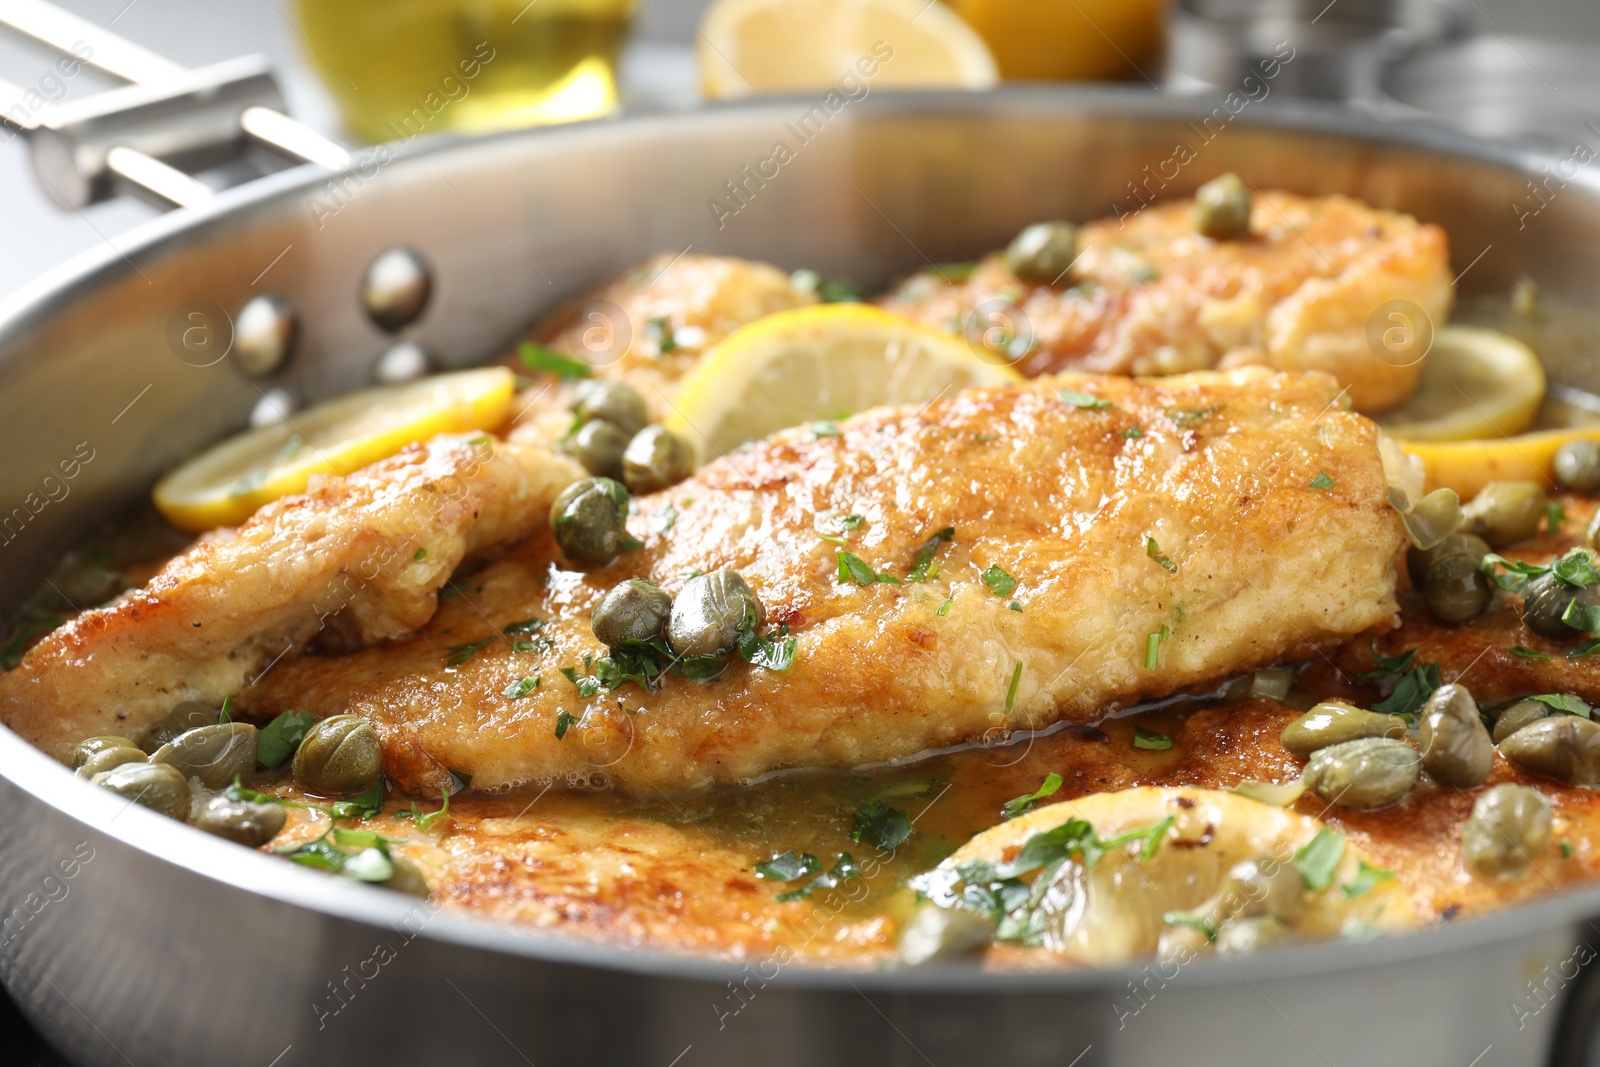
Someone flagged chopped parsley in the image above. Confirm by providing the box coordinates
[1002,772,1062,820]
[907,526,955,581]
[1529,693,1592,718]
[1294,827,1346,891]
[1166,406,1218,429]
[226,777,382,823]
[0,613,63,672]
[217,696,233,725]
[1120,426,1145,439]
[738,625,797,672]
[835,514,864,531]
[850,799,913,851]
[1008,601,1024,612]
[517,341,591,380]
[1309,471,1335,489]
[1145,624,1170,670]
[936,598,954,617]
[1004,661,1023,713]
[275,824,404,883]
[981,565,1018,598]
[646,316,678,354]
[1363,639,1440,722]
[256,710,315,770]
[755,850,819,882]
[1133,726,1174,751]
[1161,911,1215,941]
[1146,536,1177,573]
[1548,500,1567,534]
[1561,841,1575,859]
[504,617,554,654]
[756,850,860,902]
[558,667,601,698]
[1508,646,1552,661]
[837,550,903,587]
[503,676,541,698]
[1060,388,1112,410]
[931,261,976,283]
[1342,859,1395,899]
[554,710,578,739]
[402,788,451,832]
[445,637,498,668]
[1481,546,1600,593]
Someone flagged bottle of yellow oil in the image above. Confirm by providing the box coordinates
[293,0,639,143]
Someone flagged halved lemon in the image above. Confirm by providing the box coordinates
[1376,325,1545,443]
[697,0,998,100]
[153,368,514,533]
[666,304,1021,458]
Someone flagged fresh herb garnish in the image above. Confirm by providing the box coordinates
[936,598,954,617]
[1002,772,1062,820]
[1004,661,1023,713]
[1361,636,1416,678]
[1342,859,1394,899]
[554,711,577,739]
[1481,547,1600,593]
[654,505,678,534]
[0,613,63,671]
[1166,406,1218,429]
[445,637,497,668]
[756,851,860,902]
[256,709,315,769]
[1529,693,1592,718]
[402,788,451,832]
[1162,910,1216,941]
[1146,536,1177,573]
[1120,426,1145,439]
[517,341,592,380]
[646,316,678,354]
[328,778,385,822]
[837,550,903,587]
[835,514,864,531]
[1561,841,1575,859]
[1133,726,1174,751]
[503,676,541,698]
[1060,388,1112,410]
[738,625,797,672]
[931,261,977,283]
[413,547,427,561]
[1508,646,1553,661]
[275,824,404,883]
[1294,827,1346,892]
[1309,471,1335,489]
[907,527,955,582]
[1363,644,1441,722]
[850,799,913,851]
[1145,624,1170,670]
[755,850,820,882]
[981,565,1018,598]
[217,696,233,725]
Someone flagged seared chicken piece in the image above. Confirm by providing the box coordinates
[881,191,1453,412]
[0,435,582,762]
[247,369,1404,795]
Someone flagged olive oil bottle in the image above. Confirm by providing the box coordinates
[293,0,639,143]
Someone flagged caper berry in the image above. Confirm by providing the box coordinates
[1407,533,1491,587]
[1498,715,1600,786]
[569,379,648,437]
[150,723,260,790]
[292,715,383,796]
[92,762,191,821]
[143,700,221,753]
[667,570,762,660]
[563,419,630,478]
[1521,571,1600,639]
[622,426,694,495]
[1462,481,1548,548]
[71,735,139,771]
[192,794,287,847]
[1215,916,1293,956]
[592,579,673,649]
[549,477,630,566]
[1194,173,1253,240]
[1491,699,1549,744]
[897,904,994,966]
[1280,701,1407,756]
[1422,552,1492,624]
[1555,439,1600,493]
[76,745,147,779]
[1418,684,1493,787]
[1302,737,1420,810]
[1003,221,1077,285]
[1462,784,1552,876]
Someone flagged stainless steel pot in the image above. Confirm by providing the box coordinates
[3,87,1600,1067]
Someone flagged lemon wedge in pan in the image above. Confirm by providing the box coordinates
[666,304,1021,459]
[1376,326,1546,444]
[153,368,514,533]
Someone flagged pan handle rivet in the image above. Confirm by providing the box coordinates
[375,341,431,383]
[361,248,432,333]
[233,294,298,377]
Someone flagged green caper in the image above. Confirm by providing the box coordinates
[1003,221,1077,285]
[1491,699,1549,744]
[76,745,147,779]
[1220,856,1305,924]
[1407,533,1491,586]
[142,700,221,752]
[1462,783,1552,876]
[1422,552,1492,624]
[622,426,694,495]
[1498,715,1600,786]
[1555,440,1600,493]
[1302,737,1420,810]
[1193,173,1253,240]
[563,419,630,479]
[1395,487,1463,550]
[591,579,673,649]
[1280,701,1407,756]
[192,794,287,847]
[569,379,648,437]
[150,723,260,790]
[382,856,431,898]
[1215,916,1293,956]
[71,735,140,770]
[666,570,762,659]
[1521,571,1600,639]
[549,477,630,566]
[292,715,383,796]
[897,904,994,966]
[1461,481,1548,548]
[92,762,191,821]
[1418,683,1493,787]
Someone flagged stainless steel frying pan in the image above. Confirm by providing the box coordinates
[2,75,1600,1067]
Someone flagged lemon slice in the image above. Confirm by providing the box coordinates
[153,368,515,533]
[697,0,998,100]
[666,304,1021,458]
[1407,428,1600,499]
[1376,326,1546,443]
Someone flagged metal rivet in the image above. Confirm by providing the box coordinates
[233,294,297,377]
[249,388,299,428]
[375,341,431,383]
[360,248,432,333]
